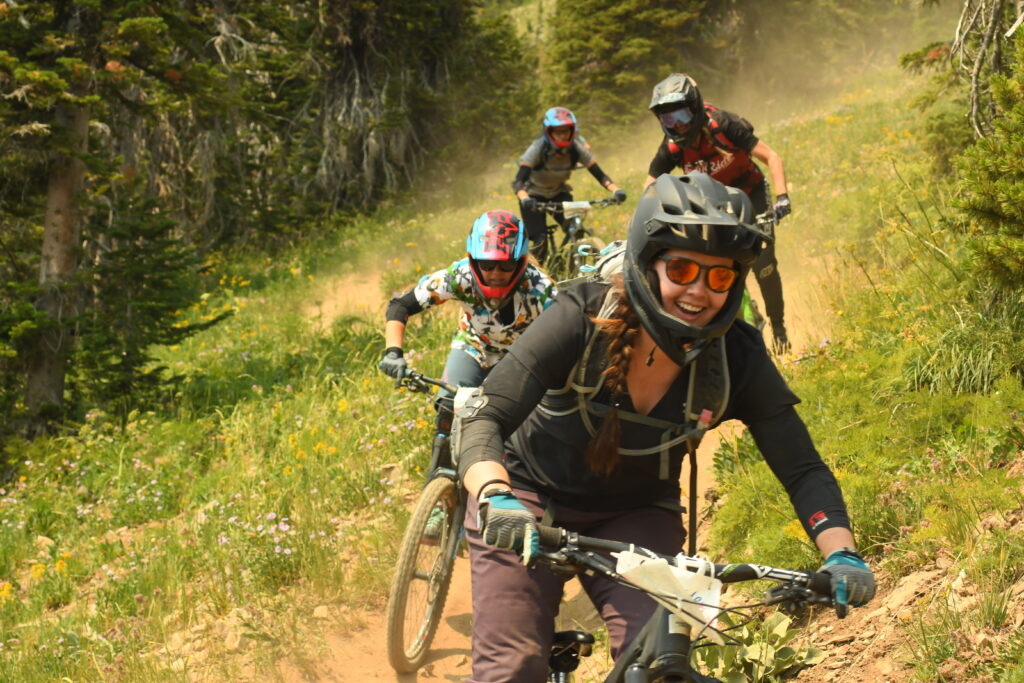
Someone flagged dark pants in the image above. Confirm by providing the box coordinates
[464,489,686,683]
[521,190,572,263]
[750,182,786,336]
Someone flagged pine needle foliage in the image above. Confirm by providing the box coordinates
[956,31,1024,291]
[545,0,707,120]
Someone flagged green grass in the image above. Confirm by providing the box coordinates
[707,65,1024,681]
[3,58,1024,680]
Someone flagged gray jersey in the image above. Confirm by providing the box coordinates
[519,136,594,198]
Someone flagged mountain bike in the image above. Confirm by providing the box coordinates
[535,197,621,281]
[531,523,834,682]
[385,370,466,673]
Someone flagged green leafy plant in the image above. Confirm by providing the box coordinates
[693,612,826,682]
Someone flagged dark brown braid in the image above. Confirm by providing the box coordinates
[585,277,643,477]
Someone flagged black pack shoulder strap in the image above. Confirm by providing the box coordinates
[539,287,731,480]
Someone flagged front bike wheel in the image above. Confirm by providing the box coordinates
[385,475,463,673]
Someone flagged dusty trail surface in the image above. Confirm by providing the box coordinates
[284,431,727,683]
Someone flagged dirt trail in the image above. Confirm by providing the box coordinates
[283,429,730,683]
[304,269,388,328]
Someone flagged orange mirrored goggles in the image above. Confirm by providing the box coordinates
[658,255,738,293]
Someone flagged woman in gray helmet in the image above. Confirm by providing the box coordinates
[455,172,875,682]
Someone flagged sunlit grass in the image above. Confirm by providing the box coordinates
[4,57,1024,681]
[707,62,1024,682]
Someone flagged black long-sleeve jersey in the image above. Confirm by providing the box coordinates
[458,282,850,541]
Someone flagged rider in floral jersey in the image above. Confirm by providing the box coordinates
[379,210,557,474]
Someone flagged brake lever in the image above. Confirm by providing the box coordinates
[401,376,431,393]
[764,584,831,615]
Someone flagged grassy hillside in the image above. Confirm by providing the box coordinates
[2,63,1023,683]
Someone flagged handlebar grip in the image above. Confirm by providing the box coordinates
[808,571,833,596]
[536,524,564,550]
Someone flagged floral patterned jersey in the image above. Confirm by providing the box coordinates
[411,259,557,369]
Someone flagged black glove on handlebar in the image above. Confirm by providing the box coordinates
[773,193,792,221]
[613,189,626,203]
[520,196,537,214]
[378,347,407,386]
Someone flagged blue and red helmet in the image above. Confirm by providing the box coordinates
[542,106,577,149]
[466,210,529,309]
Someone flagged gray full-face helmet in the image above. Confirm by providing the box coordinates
[623,173,765,365]
[649,73,705,146]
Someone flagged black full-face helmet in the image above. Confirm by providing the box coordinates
[649,73,705,146]
[623,172,766,366]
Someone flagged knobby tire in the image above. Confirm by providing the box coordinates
[385,475,461,673]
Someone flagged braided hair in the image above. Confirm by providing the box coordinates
[584,277,643,476]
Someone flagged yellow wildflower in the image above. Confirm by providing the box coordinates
[782,519,804,540]
[0,581,12,603]
[30,563,46,579]
[337,399,349,412]
[55,559,68,574]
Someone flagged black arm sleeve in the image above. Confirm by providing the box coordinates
[587,162,612,188]
[385,290,422,323]
[512,163,533,193]
[647,141,678,178]
[747,406,851,540]
[457,352,550,477]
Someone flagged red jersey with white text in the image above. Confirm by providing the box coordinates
[647,104,764,195]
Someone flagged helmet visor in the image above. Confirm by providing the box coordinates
[656,107,694,129]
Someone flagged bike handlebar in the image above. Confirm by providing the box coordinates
[399,370,456,395]
[533,523,833,600]
[534,197,622,214]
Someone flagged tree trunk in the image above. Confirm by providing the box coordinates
[25,103,90,433]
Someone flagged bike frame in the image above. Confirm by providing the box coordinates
[534,198,618,280]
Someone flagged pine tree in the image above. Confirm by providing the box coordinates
[956,31,1024,290]
[0,2,236,432]
[545,0,708,120]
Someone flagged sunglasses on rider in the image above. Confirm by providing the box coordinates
[476,259,520,273]
[658,255,738,293]
[656,107,694,129]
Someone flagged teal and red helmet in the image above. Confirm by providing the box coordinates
[466,210,529,309]
[543,106,577,148]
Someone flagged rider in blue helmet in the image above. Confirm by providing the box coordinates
[379,210,557,475]
[513,107,627,262]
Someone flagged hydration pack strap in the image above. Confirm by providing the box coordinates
[686,438,700,556]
